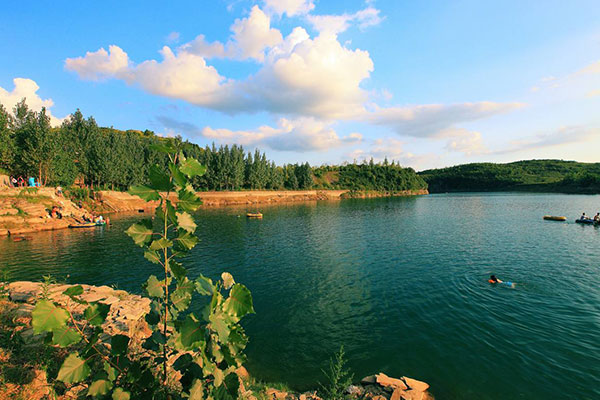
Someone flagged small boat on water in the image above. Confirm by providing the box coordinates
[575,219,596,225]
[69,221,106,228]
[543,215,566,221]
[246,212,263,219]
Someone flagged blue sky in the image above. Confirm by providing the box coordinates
[2,0,600,170]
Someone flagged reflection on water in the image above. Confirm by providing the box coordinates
[1,194,600,399]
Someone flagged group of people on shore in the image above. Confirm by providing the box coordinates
[579,212,600,222]
[9,176,41,187]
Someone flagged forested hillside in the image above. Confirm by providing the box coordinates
[0,100,426,193]
[420,160,600,194]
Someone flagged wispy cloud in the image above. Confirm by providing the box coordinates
[493,126,599,155]
[368,102,524,137]
[307,6,384,34]
[158,116,362,152]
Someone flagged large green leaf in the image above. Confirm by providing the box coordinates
[149,164,173,191]
[177,189,203,213]
[57,353,90,383]
[144,275,164,298]
[169,162,188,188]
[144,250,161,264]
[180,315,204,349]
[189,379,205,400]
[171,287,192,311]
[84,303,110,326]
[51,325,81,347]
[88,379,113,397]
[128,185,160,201]
[145,301,161,326]
[174,230,199,252]
[112,388,131,400]
[172,353,193,372]
[125,221,153,247]
[63,285,83,297]
[149,237,173,250]
[104,361,117,381]
[156,200,178,225]
[179,158,206,178]
[196,275,214,296]
[177,211,197,233]
[209,312,230,343]
[32,300,69,334]
[169,260,187,281]
[111,334,130,356]
[222,284,255,319]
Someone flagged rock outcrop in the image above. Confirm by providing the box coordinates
[8,281,151,343]
[0,187,90,236]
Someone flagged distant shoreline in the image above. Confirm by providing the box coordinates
[99,188,430,211]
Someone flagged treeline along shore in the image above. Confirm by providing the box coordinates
[420,159,600,194]
[0,99,427,194]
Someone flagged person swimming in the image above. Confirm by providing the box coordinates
[489,274,515,288]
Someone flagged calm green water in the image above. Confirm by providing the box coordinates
[1,193,600,399]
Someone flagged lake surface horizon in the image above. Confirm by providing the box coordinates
[2,193,599,399]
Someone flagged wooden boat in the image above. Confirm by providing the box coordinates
[543,215,566,221]
[246,212,263,219]
[69,222,98,228]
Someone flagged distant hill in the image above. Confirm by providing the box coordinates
[419,160,600,194]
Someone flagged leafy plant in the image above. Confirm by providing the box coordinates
[319,346,354,400]
[127,142,255,399]
[31,142,255,399]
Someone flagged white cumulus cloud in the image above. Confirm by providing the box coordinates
[65,45,130,81]
[181,6,282,62]
[0,78,64,126]
[66,25,374,119]
[230,6,283,61]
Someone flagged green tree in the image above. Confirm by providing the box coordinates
[0,104,14,172]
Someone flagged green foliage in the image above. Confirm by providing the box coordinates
[319,346,354,400]
[31,148,255,398]
[322,161,427,192]
[420,159,600,194]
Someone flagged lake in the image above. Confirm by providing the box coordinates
[1,193,599,399]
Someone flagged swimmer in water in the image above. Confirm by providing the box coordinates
[489,274,515,288]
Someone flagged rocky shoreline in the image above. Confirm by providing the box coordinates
[0,188,89,237]
[3,281,434,400]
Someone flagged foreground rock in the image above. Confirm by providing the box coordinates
[5,281,434,400]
